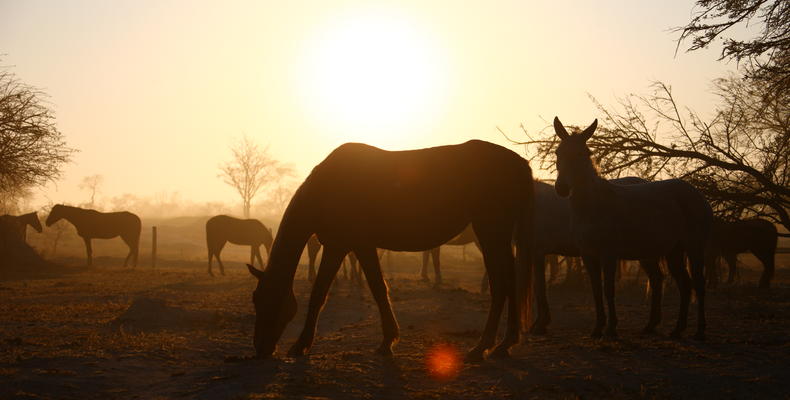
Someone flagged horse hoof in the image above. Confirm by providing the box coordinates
[693,332,705,341]
[465,348,485,362]
[287,345,308,357]
[641,326,656,335]
[590,330,603,339]
[375,345,394,357]
[487,347,511,359]
[669,330,683,339]
[529,324,547,335]
[604,329,618,339]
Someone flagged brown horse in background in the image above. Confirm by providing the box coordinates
[45,204,141,267]
[247,140,534,360]
[0,212,43,243]
[707,218,778,288]
[206,215,273,276]
[554,117,712,340]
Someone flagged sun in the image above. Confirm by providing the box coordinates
[299,9,448,148]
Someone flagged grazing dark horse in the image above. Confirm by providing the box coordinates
[206,215,273,276]
[706,218,778,288]
[0,212,43,243]
[45,204,141,267]
[306,234,362,284]
[553,117,712,339]
[420,224,482,288]
[247,140,534,360]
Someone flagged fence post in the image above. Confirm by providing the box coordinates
[151,226,157,268]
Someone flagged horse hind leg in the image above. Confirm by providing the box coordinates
[83,238,93,267]
[467,230,514,361]
[724,252,738,284]
[530,252,551,335]
[431,247,442,288]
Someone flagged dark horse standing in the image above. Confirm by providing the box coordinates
[0,212,43,243]
[45,204,141,267]
[707,218,778,288]
[553,117,712,339]
[206,215,273,276]
[247,140,534,360]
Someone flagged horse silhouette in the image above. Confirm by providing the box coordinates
[0,212,42,243]
[306,234,362,283]
[206,215,273,276]
[707,218,778,288]
[45,204,141,267]
[553,117,712,340]
[247,140,534,360]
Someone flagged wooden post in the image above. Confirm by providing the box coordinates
[151,226,157,268]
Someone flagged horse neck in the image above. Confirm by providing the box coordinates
[57,206,85,225]
[22,213,37,227]
[265,197,313,283]
[568,157,608,210]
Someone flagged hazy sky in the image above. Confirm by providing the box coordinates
[1,0,735,210]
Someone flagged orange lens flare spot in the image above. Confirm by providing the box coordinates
[425,343,461,380]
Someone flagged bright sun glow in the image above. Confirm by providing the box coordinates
[300,9,448,148]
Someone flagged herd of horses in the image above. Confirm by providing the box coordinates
[1,117,784,360]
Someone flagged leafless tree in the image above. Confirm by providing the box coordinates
[79,174,103,208]
[219,135,295,218]
[507,76,789,232]
[0,64,75,195]
[675,0,790,97]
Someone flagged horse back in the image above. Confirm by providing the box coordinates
[299,140,532,251]
[206,215,269,246]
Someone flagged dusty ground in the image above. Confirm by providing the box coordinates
[1,252,789,400]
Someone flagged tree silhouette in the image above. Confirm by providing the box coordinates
[79,174,103,208]
[0,64,75,196]
[219,136,294,218]
[508,76,789,232]
[675,0,789,97]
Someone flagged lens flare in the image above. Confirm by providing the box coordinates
[425,343,461,380]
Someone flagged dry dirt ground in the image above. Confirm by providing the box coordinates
[1,252,789,400]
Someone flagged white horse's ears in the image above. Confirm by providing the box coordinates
[580,119,598,141]
[554,117,570,139]
[247,264,265,280]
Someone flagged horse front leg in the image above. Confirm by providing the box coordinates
[640,258,663,334]
[582,255,605,338]
[666,250,691,338]
[83,237,93,267]
[355,247,400,356]
[431,247,442,287]
[601,256,618,338]
[288,246,346,357]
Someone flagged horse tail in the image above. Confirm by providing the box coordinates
[515,164,535,336]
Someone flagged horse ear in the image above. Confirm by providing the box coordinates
[247,264,265,280]
[553,117,569,139]
[580,119,598,141]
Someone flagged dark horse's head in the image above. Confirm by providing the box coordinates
[45,204,66,227]
[247,264,298,358]
[553,117,598,197]
[28,212,43,233]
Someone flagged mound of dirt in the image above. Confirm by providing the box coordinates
[111,297,228,332]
